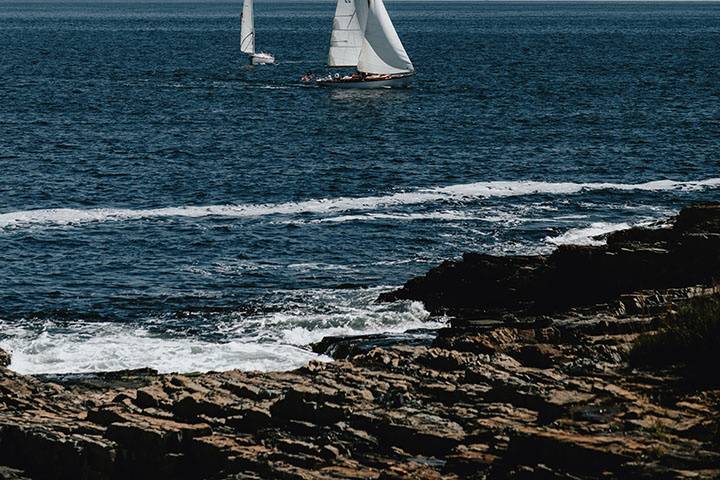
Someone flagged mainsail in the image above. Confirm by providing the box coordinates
[328,0,368,67]
[240,0,255,55]
[357,0,414,75]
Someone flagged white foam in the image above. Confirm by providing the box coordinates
[545,221,654,246]
[307,211,478,224]
[2,177,718,230]
[278,300,442,345]
[0,324,326,375]
[0,288,442,375]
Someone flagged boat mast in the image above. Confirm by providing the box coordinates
[240,0,255,55]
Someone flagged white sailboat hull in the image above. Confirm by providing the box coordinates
[317,73,413,89]
[251,52,275,65]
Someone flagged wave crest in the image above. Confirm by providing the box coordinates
[1,177,718,230]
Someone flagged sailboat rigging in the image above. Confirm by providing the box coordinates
[315,0,414,88]
[240,0,275,65]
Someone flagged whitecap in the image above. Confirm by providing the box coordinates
[1,177,717,230]
[0,288,443,375]
[0,323,326,375]
[545,221,655,246]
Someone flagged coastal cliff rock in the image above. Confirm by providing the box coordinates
[0,204,718,479]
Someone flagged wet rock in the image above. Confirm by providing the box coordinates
[312,330,437,359]
[379,204,720,316]
[0,350,10,369]
[378,254,547,315]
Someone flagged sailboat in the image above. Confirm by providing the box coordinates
[240,0,275,65]
[316,0,414,88]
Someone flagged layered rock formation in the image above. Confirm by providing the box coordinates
[0,204,718,479]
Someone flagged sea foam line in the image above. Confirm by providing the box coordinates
[0,288,440,374]
[1,178,718,230]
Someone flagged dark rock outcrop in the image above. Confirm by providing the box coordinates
[0,204,718,479]
[380,203,720,317]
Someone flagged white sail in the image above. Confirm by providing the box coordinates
[328,0,368,67]
[357,0,413,75]
[240,0,255,55]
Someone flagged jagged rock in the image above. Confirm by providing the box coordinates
[379,203,720,316]
[434,327,527,354]
[378,462,452,480]
[189,435,271,473]
[0,204,717,479]
[173,393,234,420]
[269,387,345,426]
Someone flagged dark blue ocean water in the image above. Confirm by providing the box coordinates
[0,1,719,373]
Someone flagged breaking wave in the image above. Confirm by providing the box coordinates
[545,222,635,246]
[0,288,443,374]
[0,324,326,374]
[1,177,718,230]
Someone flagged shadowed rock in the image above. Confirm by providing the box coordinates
[379,203,720,317]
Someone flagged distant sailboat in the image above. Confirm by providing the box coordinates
[240,0,275,65]
[316,0,414,88]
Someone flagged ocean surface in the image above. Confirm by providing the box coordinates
[1,1,719,374]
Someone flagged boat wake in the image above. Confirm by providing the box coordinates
[1,178,718,230]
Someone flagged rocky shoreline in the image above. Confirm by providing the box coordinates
[1,204,719,479]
